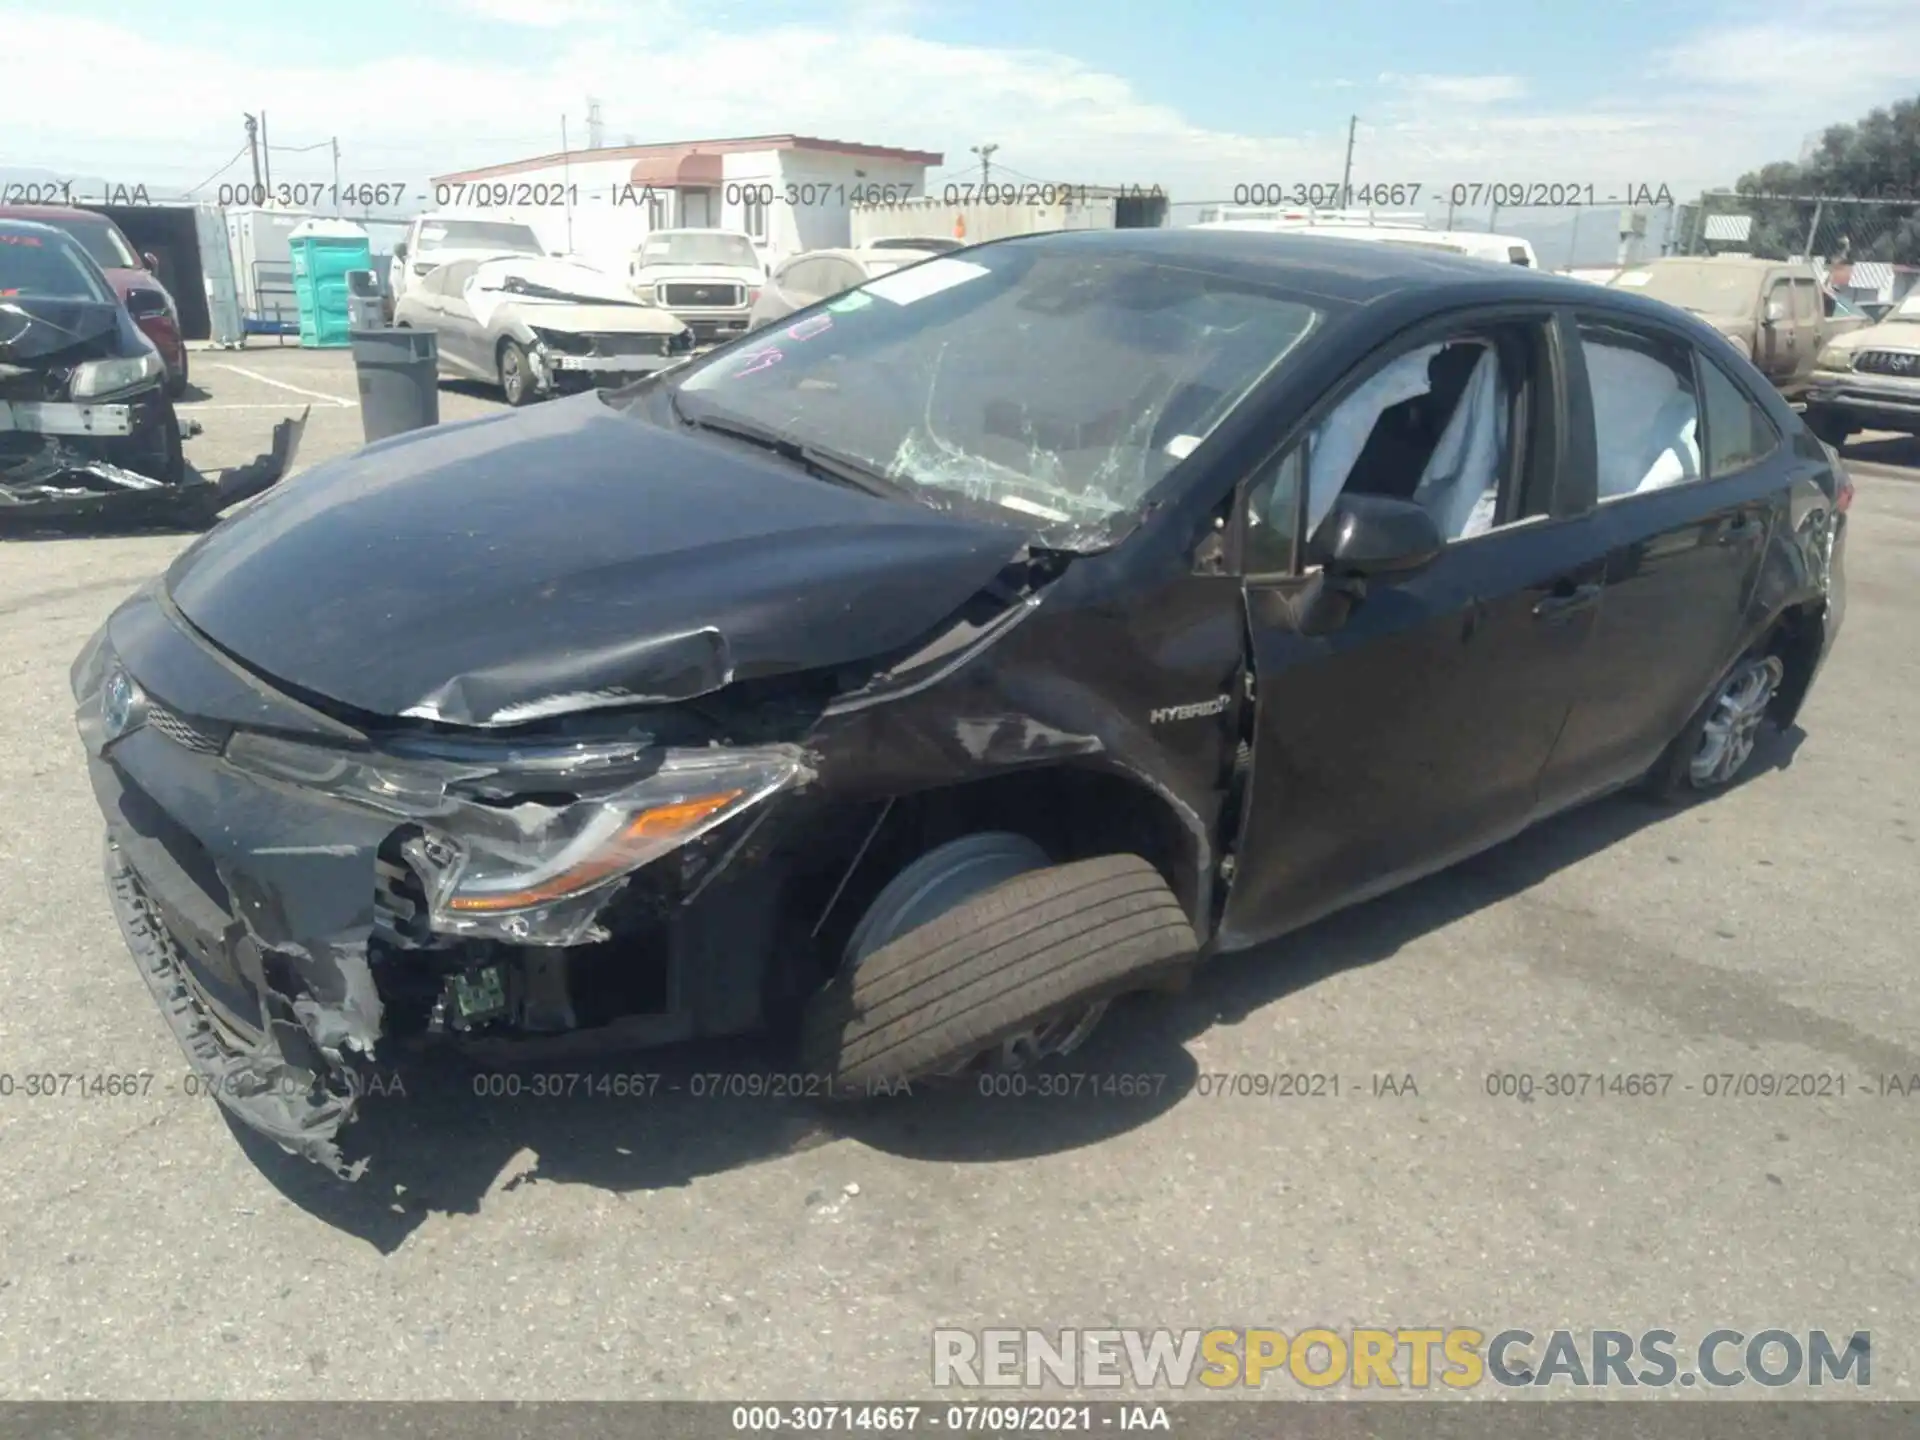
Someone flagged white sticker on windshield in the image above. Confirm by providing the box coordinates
[1163,434,1202,460]
[995,494,1072,523]
[1616,271,1652,286]
[861,257,989,307]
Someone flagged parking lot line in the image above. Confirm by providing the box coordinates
[212,363,355,407]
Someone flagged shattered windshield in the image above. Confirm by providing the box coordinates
[640,233,762,268]
[668,242,1322,543]
[0,228,112,302]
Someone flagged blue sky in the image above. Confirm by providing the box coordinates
[5,0,1917,238]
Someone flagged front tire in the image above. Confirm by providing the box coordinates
[801,845,1198,1095]
[498,339,536,406]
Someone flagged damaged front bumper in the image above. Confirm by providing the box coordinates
[2,397,306,527]
[73,585,812,1177]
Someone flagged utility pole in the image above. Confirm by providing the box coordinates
[331,137,340,203]
[972,143,999,187]
[243,114,262,197]
[1339,114,1357,207]
[260,111,272,195]
[1802,198,1825,259]
[587,98,604,150]
[560,113,574,250]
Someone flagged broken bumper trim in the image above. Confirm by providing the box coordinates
[549,354,676,374]
[0,399,134,437]
[103,836,366,1179]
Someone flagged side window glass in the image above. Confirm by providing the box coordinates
[1301,336,1515,546]
[823,259,863,295]
[1577,322,1701,500]
[1244,447,1302,574]
[782,259,825,300]
[1699,356,1780,476]
[1792,279,1820,323]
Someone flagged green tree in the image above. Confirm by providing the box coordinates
[1713,94,1920,263]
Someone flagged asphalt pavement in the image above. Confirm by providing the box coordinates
[0,347,1915,1400]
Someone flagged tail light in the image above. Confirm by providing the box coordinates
[1836,472,1854,512]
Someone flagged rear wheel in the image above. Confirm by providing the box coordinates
[1642,651,1786,800]
[801,836,1198,1095]
[498,339,537,406]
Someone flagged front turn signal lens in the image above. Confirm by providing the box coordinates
[445,789,743,913]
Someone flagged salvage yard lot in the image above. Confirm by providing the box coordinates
[0,347,1917,1399]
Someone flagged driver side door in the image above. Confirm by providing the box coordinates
[1218,308,1611,949]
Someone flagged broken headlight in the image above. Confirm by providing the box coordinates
[70,351,166,399]
[223,733,808,946]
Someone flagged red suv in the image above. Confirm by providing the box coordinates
[0,204,188,396]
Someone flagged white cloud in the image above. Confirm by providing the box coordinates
[1380,73,1529,105]
[1,1,1916,219]
[438,0,624,24]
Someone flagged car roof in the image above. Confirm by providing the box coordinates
[987,226,1574,301]
[0,202,108,224]
[1640,255,1803,271]
[978,227,1753,347]
[0,217,76,240]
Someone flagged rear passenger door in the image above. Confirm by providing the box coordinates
[1538,314,1784,804]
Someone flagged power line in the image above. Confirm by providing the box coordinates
[185,143,251,196]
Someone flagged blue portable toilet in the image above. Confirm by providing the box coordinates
[288,218,372,348]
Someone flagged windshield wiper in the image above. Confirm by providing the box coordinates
[669,394,909,500]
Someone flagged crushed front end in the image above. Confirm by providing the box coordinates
[72,584,815,1178]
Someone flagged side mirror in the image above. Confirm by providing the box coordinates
[140,251,160,272]
[1764,297,1787,324]
[393,241,410,260]
[1307,494,1444,579]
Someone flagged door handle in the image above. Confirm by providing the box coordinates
[1532,581,1602,622]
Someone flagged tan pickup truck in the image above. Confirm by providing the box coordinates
[1608,257,1871,396]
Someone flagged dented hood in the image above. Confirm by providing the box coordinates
[162,392,1026,726]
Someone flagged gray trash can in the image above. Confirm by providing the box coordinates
[351,328,439,444]
[345,270,385,331]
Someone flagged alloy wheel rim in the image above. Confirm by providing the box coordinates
[502,349,523,401]
[935,999,1111,1079]
[1690,656,1783,789]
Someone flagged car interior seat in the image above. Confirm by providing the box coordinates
[1410,345,1506,539]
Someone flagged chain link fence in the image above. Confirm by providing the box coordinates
[1674,192,1920,263]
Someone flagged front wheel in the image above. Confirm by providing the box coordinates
[801,842,1198,1096]
[498,339,538,406]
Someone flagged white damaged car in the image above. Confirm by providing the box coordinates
[394,254,696,406]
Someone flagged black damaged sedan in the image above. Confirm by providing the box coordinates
[72,229,1849,1176]
[1,220,184,511]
